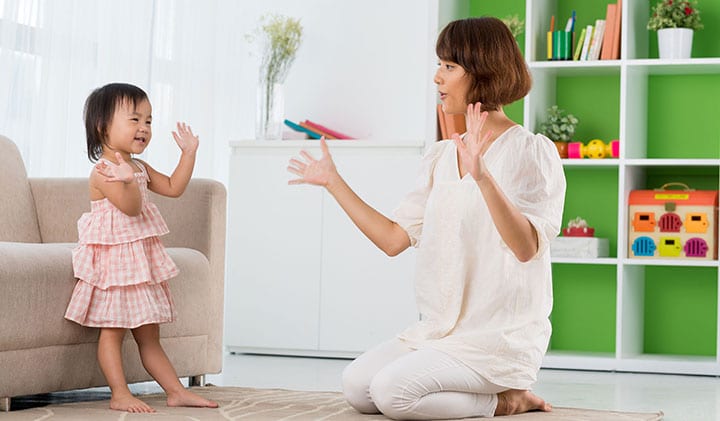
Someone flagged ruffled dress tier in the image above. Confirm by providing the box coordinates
[64,162,178,328]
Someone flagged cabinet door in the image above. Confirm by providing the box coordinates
[318,150,422,353]
[225,149,322,351]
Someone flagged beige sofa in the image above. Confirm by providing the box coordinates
[0,135,226,411]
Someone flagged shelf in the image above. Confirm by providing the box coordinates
[528,60,621,76]
[230,139,426,150]
[561,159,619,167]
[529,58,720,76]
[622,258,719,268]
[552,257,618,265]
[615,354,719,376]
[627,58,720,75]
[542,351,617,371]
[624,159,720,167]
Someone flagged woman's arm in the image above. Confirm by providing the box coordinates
[288,138,411,256]
[144,122,199,198]
[454,103,538,262]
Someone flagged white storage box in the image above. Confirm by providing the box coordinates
[551,237,609,258]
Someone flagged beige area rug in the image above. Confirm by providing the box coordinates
[1,386,663,420]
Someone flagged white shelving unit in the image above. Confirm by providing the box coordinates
[525,0,720,375]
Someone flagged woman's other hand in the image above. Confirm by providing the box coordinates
[287,137,339,187]
[453,102,493,180]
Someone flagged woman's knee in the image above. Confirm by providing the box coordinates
[368,368,415,420]
[341,362,378,414]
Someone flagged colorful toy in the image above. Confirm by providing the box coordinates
[628,183,718,260]
[562,216,595,237]
[568,139,619,159]
[552,217,609,258]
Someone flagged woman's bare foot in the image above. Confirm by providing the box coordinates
[110,393,155,413]
[167,388,219,408]
[495,389,551,416]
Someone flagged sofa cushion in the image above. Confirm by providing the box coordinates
[0,242,211,351]
[0,135,41,242]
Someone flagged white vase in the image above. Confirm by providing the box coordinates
[657,28,693,60]
[255,81,285,140]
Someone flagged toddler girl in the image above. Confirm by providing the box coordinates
[64,82,218,413]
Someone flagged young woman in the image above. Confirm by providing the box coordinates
[288,17,566,419]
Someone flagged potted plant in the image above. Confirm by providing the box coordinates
[538,105,579,158]
[249,14,303,140]
[501,14,524,40]
[647,0,703,59]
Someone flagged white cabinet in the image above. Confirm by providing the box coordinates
[226,141,423,357]
[521,0,720,375]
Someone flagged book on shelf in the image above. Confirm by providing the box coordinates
[298,121,337,139]
[610,0,622,59]
[284,119,355,140]
[587,19,605,60]
[284,119,321,139]
[573,27,587,61]
[600,3,617,60]
[303,120,354,139]
[579,24,594,61]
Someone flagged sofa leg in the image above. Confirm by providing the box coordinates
[0,397,10,412]
[189,375,205,387]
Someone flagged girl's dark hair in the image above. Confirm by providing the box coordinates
[436,17,531,112]
[84,83,148,162]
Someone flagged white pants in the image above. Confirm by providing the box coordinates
[342,338,506,420]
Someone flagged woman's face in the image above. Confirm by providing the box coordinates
[434,59,471,115]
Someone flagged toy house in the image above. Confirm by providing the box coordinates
[628,187,719,260]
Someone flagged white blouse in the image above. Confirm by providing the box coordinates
[393,125,566,389]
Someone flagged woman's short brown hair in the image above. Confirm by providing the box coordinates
[436,17,531,112]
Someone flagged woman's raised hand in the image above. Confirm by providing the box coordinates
[287,137,338,187]
[96,152,136,184]
[452,102,493,180]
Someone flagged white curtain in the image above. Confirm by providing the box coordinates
[0,0,248,184]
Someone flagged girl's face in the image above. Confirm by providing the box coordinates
[104,98,152,157]
[434,59,471,115]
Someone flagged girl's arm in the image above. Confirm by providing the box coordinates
[93,153,143,216]
[454,103,538,262]
[287,138,411,257]
[143,122,199,198]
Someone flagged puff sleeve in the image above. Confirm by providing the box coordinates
[502,134,566,259]
[392,142,445,247]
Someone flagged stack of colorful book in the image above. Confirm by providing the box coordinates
[284,119,355,140]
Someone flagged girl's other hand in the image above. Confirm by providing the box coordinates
[453,102,493,180]
[287,137,338,187]
[172,122,199,154]
[96,152,136,184]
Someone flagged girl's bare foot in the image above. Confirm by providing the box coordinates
[495,389,551,416]
[110,393,155,413]
[167,388,219,408]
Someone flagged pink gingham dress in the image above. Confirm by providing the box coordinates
[64,159,178,328]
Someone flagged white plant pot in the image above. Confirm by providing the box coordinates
[657,28,693,59]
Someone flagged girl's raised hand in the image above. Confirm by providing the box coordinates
[172,122,199,154]
[452,102,493,180]
[96,152,136,184]
[287,137,338,187]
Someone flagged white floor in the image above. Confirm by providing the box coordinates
[194,352,719,421]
